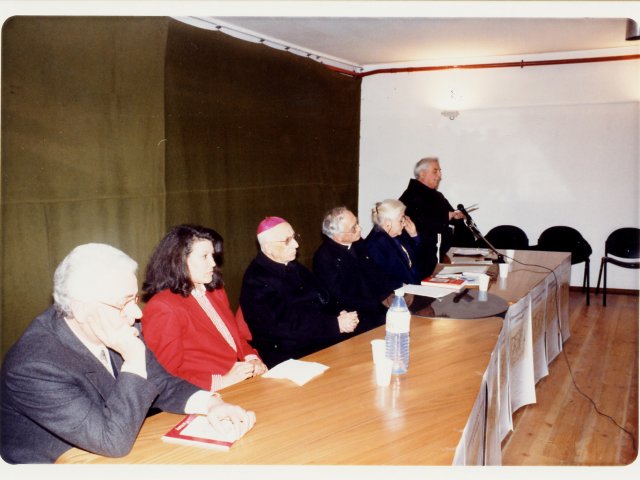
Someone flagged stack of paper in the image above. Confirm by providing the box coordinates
[402,283,454,299]
[433,266,490,288]
[421,275,467,291]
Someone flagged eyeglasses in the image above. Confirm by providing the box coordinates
[270,233,300,246]
[97,294,140,315]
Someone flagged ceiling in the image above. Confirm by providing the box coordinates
[196,15,639,71]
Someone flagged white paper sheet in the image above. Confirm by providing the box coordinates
[262,359,329,386]
[484,350,502,465]
[530,282,550,384]
[506,296,537,414]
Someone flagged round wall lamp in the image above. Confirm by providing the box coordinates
[441,110,459,120]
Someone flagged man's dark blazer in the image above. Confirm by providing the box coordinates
[0,306,200,464]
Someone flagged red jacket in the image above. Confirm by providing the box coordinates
[141,288,259,390]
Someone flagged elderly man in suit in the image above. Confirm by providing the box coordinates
[0,243,255,464]
[239,216,359,368]
[313,207,395,333]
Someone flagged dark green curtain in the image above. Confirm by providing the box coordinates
[1,17,361,360]
[1,17,169,359]
[164,20,361,307]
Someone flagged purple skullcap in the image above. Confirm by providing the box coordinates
[256,216,287,236]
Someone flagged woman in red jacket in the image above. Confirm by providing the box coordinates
[142,224,267,392]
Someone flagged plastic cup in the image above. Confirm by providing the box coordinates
[505,249,515,262]
[370,339,386,364]
[375,358,393,386]
[498,263,509,278]
[478,273,490,292]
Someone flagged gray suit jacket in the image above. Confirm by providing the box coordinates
[0,306,201,463]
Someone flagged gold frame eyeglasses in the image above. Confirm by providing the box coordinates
[97,294,140,315]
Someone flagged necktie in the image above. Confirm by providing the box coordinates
[99,348,115,377]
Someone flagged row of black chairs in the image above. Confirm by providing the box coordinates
[455,224,639,306]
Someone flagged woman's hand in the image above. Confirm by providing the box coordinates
[246,358,268,376]
[403,215,418,237]
[221,362,255,388]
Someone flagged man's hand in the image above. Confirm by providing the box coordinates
[88,311,145,364]
[449,210,465,221]
[207,401,256,441]
[337,310,359,333]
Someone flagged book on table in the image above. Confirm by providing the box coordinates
[421,275,467,292]
[161,414,245,451]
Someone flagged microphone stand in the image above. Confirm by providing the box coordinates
[461,215,505,264]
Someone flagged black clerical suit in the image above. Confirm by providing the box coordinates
[399,178,457,272]
[312,237,394,333]
[239,251,345,368]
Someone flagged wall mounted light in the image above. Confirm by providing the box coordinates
[626,19,640,41]
[441,110,459,120]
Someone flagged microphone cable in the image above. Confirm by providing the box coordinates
[504,252,637,453]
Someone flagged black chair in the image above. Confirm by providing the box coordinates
[483,225,529,250]
[595,227,640,306]
[534,226,592,305]
[451,219,479,248]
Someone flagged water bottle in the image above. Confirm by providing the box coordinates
[385,290,411,374]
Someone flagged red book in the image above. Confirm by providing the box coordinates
[421,275,467,291]
[161,414,236,451]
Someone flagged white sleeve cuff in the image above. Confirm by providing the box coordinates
[184,390,220,415]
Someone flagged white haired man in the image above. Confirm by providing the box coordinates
[313,207,395,333]
[399,157,466,271]
[0,243,255,463]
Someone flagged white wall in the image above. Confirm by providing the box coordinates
[359,50,640,290]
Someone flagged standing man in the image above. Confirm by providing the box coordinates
[239,216,359,368]
[399,157,465,272]
[313,207,395,333]
[0,243,255,464]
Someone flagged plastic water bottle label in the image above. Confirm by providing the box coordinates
[385,310,410,333]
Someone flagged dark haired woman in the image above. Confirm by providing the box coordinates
[142,224,267,392]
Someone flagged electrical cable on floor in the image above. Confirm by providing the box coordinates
[507,254,637,453]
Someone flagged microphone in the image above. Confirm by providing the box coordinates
[456,204,505,264]
[457,204,472,222]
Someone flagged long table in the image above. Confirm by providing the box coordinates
[57,250,571,465]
